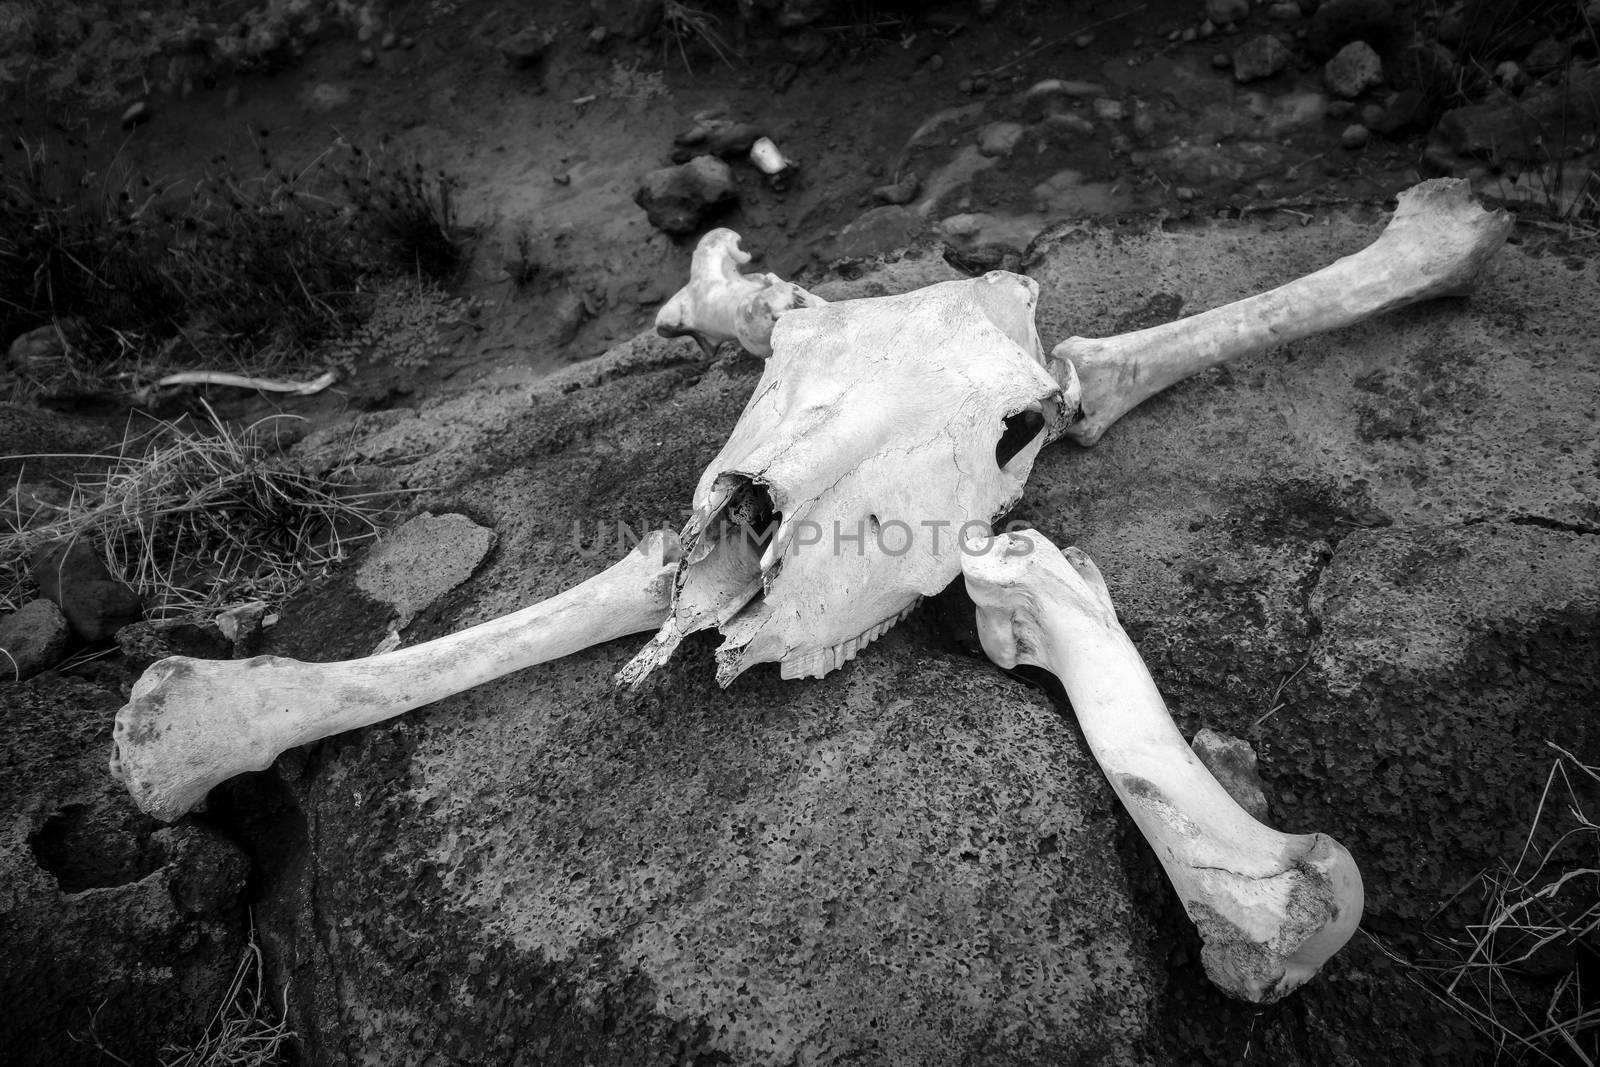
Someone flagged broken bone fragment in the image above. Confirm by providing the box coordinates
[748,136,792,179]
[654,228,825,357]
[624,269,1069,690]
[1055,177,1511,445]
[961,529,1363,1002]
[110,532,681,822]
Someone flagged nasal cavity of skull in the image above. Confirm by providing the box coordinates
[996,408,1047,470]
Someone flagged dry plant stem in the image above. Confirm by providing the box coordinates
[961,529,1364,1002]
[112,532,681,821]
[1055,178,1512,445]
[155,370,338,395]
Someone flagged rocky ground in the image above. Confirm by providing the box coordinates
[3,0,1599,1064]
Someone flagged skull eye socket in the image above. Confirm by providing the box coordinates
[995,409,1046,471]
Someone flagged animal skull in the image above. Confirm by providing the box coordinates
[619,270,1079,687]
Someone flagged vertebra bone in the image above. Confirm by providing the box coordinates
[1056,179,1511,445]
[961,529,1364,1003]
[111,532,680,821]
[654,228,824,358]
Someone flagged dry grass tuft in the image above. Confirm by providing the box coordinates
[1377,743,1599,1065]
[1,404,392,619]
[160,931,292,1067]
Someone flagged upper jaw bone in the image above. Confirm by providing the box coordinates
[654,228,825,358]
[110,532,681,822]
[1054,177,1512,446]
[960,529,1364,1003]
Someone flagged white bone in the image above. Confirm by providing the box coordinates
[1055,178,1511,445]
[110,532,680,821]
[621,270,1074,690]
[748,136,791,177]
[654,228,824,358]
[961,529,1364,1003]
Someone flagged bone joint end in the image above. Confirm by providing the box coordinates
[961,529,1364,1002]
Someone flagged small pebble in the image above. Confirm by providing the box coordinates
[1212,52,1232,69]
[1182,27,1198,42]
[553,171,571,185]
[1167,29,1182,42]
[360,47,376,66]
[380,31,398,50]
[1199,19,1216,38]
[401,36,416,49]
[1341,123,1370,149]
[958,77,974,92]
[1176,186,1198,201]
[1075,32,1095,47]
[927,53,945,71]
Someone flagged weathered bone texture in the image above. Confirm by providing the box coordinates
[748,136,791,177]
[1054,178,1511,445]
[621,271,1078,689]
[654,228,825,357]
[961,529,1364,1003]
[111,532,681,821]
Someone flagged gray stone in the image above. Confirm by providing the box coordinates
[1232,34,1292,82]
[5,324,75,384]
[1191,728,1271,821]
[114,617,231,672]
[1325,40,1383,98]
[1092,97,1126,121]
[1267,1,1302,21]
[30,540,142,642]
[872,176,920,205]
[634,155,738,236]
[498,23,555,69]
[1437,63,1600,163]
[1,676,249,1061]
[1206,0,1249,23]
[830,205,926,261]
[1521,37,1568,77]
[977,120,1026,157]
[673,119,764,161]
[1341,122,1371,148]
[355,512,496,627]
[0,600,69,681]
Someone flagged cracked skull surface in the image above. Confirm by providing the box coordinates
[620,269,1078,687]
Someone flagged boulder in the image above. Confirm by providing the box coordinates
[30,540,142,642]
[634,156,738,236]
[1232,34,1293,82]
[0,599,70,681]
[231,207,1600,1063]
[1325,41,1383,97]
[0,675,249,1064]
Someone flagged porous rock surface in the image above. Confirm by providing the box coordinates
[0,675,248,1063]
[246,209,1596,1064]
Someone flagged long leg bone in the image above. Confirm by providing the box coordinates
[961,529,1363,1003]
[654,227,825,358]
[1054,178,1511,445]
[110,532,681,822]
